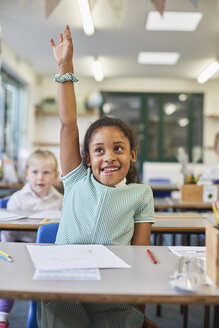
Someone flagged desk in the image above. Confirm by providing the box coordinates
[0,218,45,231]
[149,183,179,193]
[0,183,23,198]
[153,212,212,233]
[0,213,213,234]
[154,197,213,211]
[0,243,219,305]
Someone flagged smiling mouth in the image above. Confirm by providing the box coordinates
[102,167,119,173]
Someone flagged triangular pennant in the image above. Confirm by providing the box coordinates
[151,0,166,16]
[190,0,199,8]
[107,0,129,26]
[88,0,98,11]
[45,0,61,18]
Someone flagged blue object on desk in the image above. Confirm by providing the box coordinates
[0,198,9,208]
[148,178,171,198]
[26,223,59,328]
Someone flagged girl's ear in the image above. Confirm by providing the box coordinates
[85,154,91,167]
[130,149,137,163]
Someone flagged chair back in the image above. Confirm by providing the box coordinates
[36,223,59,243]
[26,223,59,328]
[0,198,9,208]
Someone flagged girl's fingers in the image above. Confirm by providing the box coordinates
[50,38,56,47]
[51,25,71,47]
[65,25,72,39]
[59,33,63,43]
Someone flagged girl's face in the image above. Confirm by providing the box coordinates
[86,126,137,186]
[25,159,58,199]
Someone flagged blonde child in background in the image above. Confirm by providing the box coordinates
[37,25,156,328]
[0,149,63,328]
[202,132,219,181]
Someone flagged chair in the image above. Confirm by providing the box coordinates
[0,197,9,208]
[26,223,59,328]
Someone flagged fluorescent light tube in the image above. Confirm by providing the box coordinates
[146,11,203,31]
[137,52,180,65]
[77,0,94,35]
[197,61,219,84]
[92,59,104,81]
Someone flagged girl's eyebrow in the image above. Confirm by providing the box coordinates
[93,141,125,146]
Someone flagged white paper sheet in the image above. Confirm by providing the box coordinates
[29,210,61,219]
[168,246,206,258]
[33,268,101,280]
[0,210,27,221]
[27,244,131,270]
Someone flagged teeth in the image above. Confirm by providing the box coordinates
[104,168,118,172]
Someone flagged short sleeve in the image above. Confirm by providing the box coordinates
[134,185,155,223]
[61,162,87,189]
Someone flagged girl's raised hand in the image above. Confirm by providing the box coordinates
[50,25,73,67]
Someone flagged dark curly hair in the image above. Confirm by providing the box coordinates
[82,116,140,184]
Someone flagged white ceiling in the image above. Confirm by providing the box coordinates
[1,0,219,81]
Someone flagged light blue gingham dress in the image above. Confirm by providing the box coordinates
[38,163,155,328]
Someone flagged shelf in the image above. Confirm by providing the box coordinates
[35,108,58,116]
[33,142,60,147]
[205,114,219,119]
[35,107,98,117]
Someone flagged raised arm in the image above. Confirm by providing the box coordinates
[50,25,81,176]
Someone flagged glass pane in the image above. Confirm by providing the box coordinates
[192,94,203,162]
[162,94,189,160]
[147,95,159,159]
[102,94,142,171]
[0,86,5,154]
[4,83,20,160]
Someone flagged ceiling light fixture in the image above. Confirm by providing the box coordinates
[146,11,203,31]
[92,58,104,81]
[197,60,219,84]
[77,0,94,36]
[137,52,180,65]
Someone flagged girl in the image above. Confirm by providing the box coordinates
[38,25,155,328]
[0,149,63,328]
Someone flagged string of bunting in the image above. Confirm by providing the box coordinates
[44,0,203,20]
[44,0,129,22]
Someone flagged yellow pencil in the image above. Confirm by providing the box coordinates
[0,250,13,262]
[212,202,219,225]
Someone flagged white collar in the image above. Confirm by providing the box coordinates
[114,178,127,188]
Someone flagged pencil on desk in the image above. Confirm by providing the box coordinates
[147,249,157,264]
[0,250,13,262]
[212,202,219,227]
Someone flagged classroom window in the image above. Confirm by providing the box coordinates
[101,92,203,175]
[0,70,26,161]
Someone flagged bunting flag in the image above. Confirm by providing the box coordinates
[190,0,198,8]
[107,0,129,26]
[88,0,98,11]
[151,0,166,16]
[45,0,61,18]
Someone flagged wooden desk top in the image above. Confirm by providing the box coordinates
[154,197,213,211]
[0,243,219,305]
[0,183,23,189]
[0,212,214,233]
[149,183,179,192]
